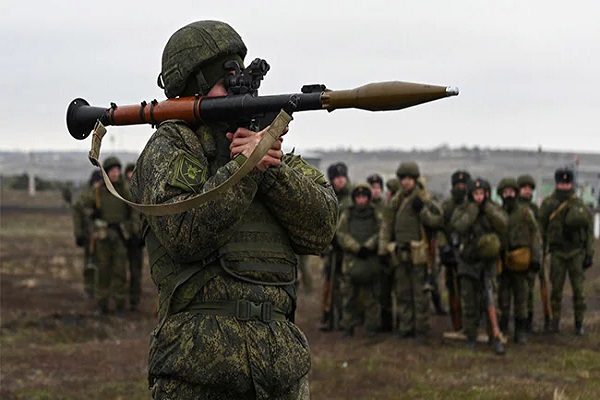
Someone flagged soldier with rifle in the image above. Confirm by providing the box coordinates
[451,178,507,354]
[319,162,352,331]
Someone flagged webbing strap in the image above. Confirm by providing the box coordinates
[183,300,287,323]
[88,109,293,216]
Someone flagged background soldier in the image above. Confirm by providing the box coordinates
[438,170,471,331]
[379,162,443,339]
[72,169,103,299]
[320,162,352,331]
[337,183,382,337]
[77,157,139,316]
[124,163,144,311]
[366,174,385,214]
[131,20,338,399]
[517,174,540,331]
[385,177,401,203]
[539,167,594,335]
[451,178,507,354]
[497,177,542,344]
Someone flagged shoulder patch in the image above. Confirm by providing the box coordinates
[283,153,327,185]
[170,151,207,193]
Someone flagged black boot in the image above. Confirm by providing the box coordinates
[514,318,527,344]
[575,320,584,336]
[499,315,509,336]
[526,312,533,333]
[492,337,506,355]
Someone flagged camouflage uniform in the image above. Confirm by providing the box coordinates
[496,178,542,344]
[337,184,382,336]
[129,20,339,399]
[451,179,508,351]
[516,174,540,330]
[539,168,594,334]
[320,163,352,331]
[438,170,471,331]
[379,162,443,337]
[72,170,103,298]
[77,158,139,314]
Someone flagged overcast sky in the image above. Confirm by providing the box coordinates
[1,0,599,155]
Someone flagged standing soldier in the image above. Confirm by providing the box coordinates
[496,178,542,344]
[366,174,385,214]
[337,183,382,337]
[539,167,594,335]
[438,170,471,331]
[320,162,352,331]
[124,163,144,311]
[517,174,541,331]
[77,157,139,316]
[385,177,401,203]
[379,176,400,331]
[379,162,443,339]
[451,178,507,354]
[73,169,103,299]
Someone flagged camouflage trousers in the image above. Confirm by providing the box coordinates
[460,275,496,339]
[526,272,536,317]
[150,373,310,400]
[379,261,394,331]
[95,229,127,310]
[550,249,587,323]
[340,275,381,333]
[498,270,529,321]
[82,246,96,298]
[395,261,430,335]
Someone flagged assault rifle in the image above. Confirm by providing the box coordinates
[66,58,458,140]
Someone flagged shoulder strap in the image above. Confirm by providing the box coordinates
[88,110,293,216]
[549,199,571,221]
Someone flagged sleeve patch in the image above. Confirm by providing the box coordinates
[170,151,207,193]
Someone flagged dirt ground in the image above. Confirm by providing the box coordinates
[1,209,600,399]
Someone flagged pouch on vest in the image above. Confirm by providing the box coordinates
[410,225,429,265]
[506,247,531,271]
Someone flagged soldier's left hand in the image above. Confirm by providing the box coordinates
[227,127,285,172]
[583,256,593,270]
[411,196,424,213]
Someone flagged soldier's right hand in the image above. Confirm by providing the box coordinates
[583,256,593,270]
[75,235,86,247]
[227,127,284,172]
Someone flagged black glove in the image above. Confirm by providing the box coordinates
[529,260,541,273]
[91,208,102,220]
[357,246,370,259]
[583,256,593,270]
[411,196,425,213]
[75,235,86,247]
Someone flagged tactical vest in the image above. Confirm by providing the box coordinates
[347,205,378,243]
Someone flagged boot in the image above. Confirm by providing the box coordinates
[499,315,509,336]
[548,318,560,334]
[514,318,527,345]
[526,312,533,333]
[492,337,505,355]
[575,320,584,336]
[466,336,476,350]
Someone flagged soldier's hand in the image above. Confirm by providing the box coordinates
[583,256,593,270]
[357,246,370,259]
[75,235,86,247]
[227,127,285,172]
[411,196,425,213]
[529,260,541,272]
[91,208,102,220]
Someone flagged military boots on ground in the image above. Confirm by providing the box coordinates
[575,320,585,336]
[492,337,506,355]
[514,318,527,344]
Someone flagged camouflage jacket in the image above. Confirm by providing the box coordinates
[503,202,542,266]
[131,120,338,394]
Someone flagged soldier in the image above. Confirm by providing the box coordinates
[379,162,443,339]
[337,183,382,337]
[130,20,338,399]
[319,161,352,331]
[73,169,103,299]
[539,167,594,335]
[385,177,400,204]
[517,174,540,331]
[124,162,144,311]
[451,178,507,354]
[366,174,385,214]
[496,178,542,344]
[438,170,471,331]
[77,157,139,316]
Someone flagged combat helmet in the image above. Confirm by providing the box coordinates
[496,177,518,196]
[158,20,248,98]
[103,156,122,172]
[517,174,536,190]
[396,162,420,179]
[351,182,372,200]
[386,177,401,195]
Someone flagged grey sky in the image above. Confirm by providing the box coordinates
[1,0,599,155]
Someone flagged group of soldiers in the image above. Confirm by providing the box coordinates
[317,161,594,355]
[71,157,143,317]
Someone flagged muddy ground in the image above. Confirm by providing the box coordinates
[1,209,600,399]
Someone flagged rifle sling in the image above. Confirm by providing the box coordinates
[88,110,293,216]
